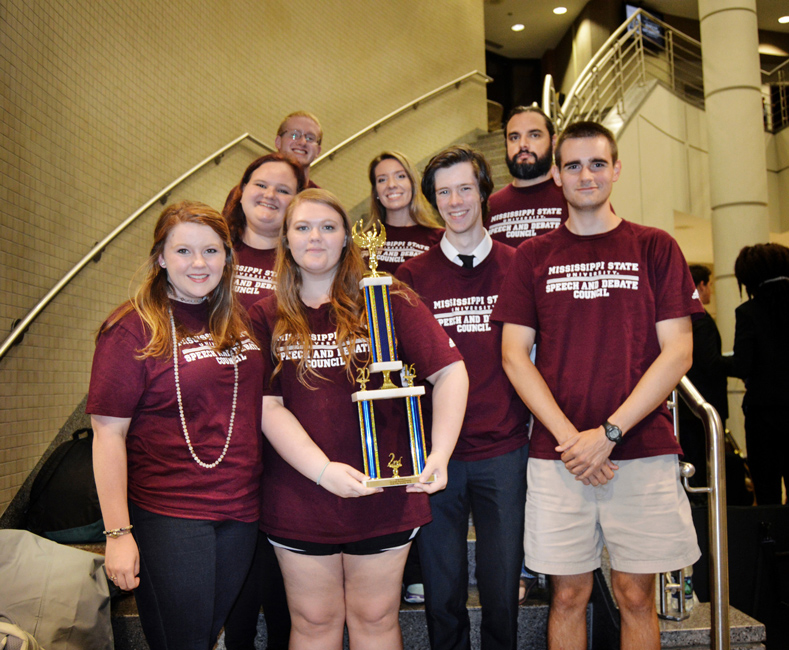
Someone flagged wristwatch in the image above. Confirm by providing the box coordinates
[603,421,623,444]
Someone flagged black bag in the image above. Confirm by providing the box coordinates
[25,428,104,543]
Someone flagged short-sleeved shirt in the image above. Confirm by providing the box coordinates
[396,242,529,461]
[492,220,703,461]
[233,243,277,312]
[364,224,443,275]
[87,300,264,522]
[249,291,462,544]
[487,179,568,247]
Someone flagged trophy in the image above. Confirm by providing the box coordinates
[351,220,434,488]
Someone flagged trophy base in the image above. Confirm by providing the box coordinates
[364,473,437,488]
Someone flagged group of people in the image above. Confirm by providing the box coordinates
[88,105,755,650]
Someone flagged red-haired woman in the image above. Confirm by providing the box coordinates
[88,201,263,650]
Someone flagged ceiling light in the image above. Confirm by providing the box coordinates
[554,7,568,15]
[779,16,789,24]
[511,23,525,32]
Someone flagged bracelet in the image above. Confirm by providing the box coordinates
[316,461,331,486]
[103,525,133,539]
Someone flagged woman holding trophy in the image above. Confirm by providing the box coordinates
[249,188,467,650]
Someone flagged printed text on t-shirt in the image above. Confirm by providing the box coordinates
[276,331,370,369]
[546,261,639,300]
[432,295,497,333]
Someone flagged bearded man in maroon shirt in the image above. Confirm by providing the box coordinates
[397,145,529,650]
[487,106,568,247]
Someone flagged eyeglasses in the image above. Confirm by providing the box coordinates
[280,129,319,144]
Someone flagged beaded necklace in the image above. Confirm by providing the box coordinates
[169,308,238,469]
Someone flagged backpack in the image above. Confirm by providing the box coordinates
[25,428,104,543]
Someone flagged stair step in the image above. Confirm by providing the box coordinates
[658,603,766,649]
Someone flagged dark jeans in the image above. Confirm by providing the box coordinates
[418,445,528,650]
[128,502,257,650]
[224,530,291,650]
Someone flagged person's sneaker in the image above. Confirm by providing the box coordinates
[404,583,425,604]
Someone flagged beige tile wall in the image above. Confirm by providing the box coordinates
[0,0,487,514]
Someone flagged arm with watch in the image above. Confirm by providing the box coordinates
[557,316,693,482]
[502,323,617,486]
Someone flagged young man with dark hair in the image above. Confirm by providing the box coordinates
[397,145,529,650]
[487,106,567,247]
[274,111,323,188]
[680,264,728,490]
[493,121,701,650]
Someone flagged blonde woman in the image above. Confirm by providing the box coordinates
[365,151,443,274]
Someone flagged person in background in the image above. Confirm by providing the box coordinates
[222,152,305,649]
[397,145,529,650]
[249,189,468,650]
[487,106,567,247]
[274,111,323,189]
[223,153,305,311]
[678,264,728,491]
[88,202,263,650]
[725,243,789,505]
[363,151,443,275]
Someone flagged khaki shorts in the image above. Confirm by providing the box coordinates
[524,455,700,575]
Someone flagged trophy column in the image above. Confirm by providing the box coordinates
[351,221,434,488]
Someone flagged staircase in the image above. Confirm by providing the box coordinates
[472,129,510,193]
[103,523,766,650]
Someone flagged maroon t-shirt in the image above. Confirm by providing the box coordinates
[487,179,568,247]
[396,242,529,461]
[86,300,264,522]
[233,243,277,312]
[491,220,703,461]
[249,291,462,544]
[364,224,443,275]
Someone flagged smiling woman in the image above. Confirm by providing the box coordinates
[223,153,306,311]
[362,151,444,275]
[87,201,263,650]
[248,188,468,650]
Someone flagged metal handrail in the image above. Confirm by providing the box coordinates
[565,9,701,120]
[545,9,786,135]
[0,133,274,361]
[311,70,492,166]
[545,9,704,130]
[674,377,730,650]
[0,70,492,361]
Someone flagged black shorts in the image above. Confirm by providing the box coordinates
[268,528,419,556]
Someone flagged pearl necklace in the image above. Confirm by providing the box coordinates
[169,308,238,469]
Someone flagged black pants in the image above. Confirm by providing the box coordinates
[745,406,788,506]
[223,530,291,650]
[129,503,257,650]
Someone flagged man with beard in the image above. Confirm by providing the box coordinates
[487,106,567,247]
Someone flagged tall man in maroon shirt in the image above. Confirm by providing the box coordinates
[492,122,701,650]
[487,106,567,247]
[396,145,529,650]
